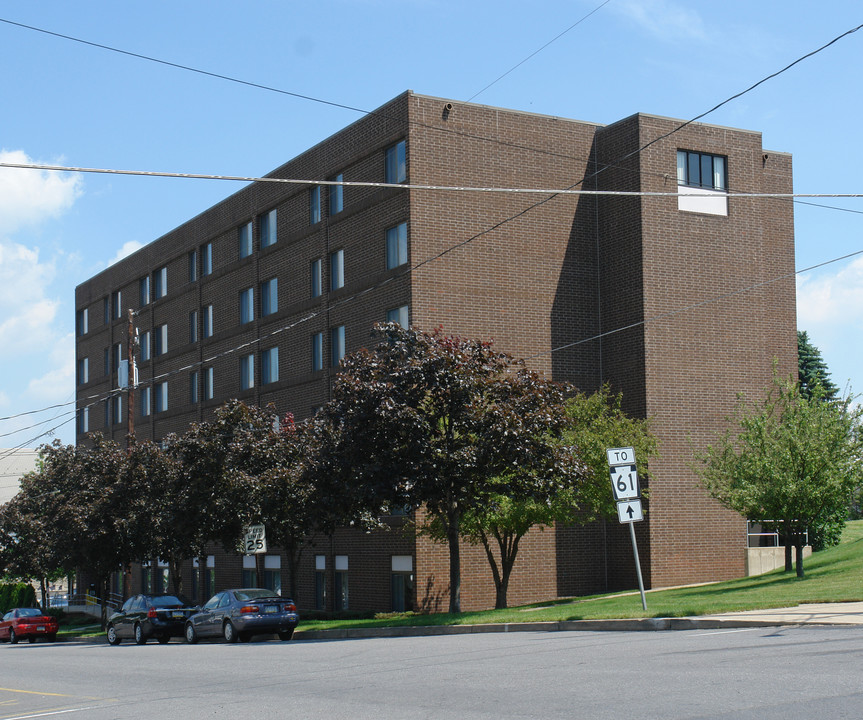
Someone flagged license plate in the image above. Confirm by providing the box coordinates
[37,626,46,631]
[172,612,185,619]
[263,605,277,614]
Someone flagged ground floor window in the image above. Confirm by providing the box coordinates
[264,555,281,595]
[192,556,214,601]
[315,555,326,610]
[335,555,348,610]
[242,555,257,587]
[391,556,414,612]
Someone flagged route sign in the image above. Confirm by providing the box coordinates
[606,446,635,467]
[244,524,267,554]
[617,499,644,523]
[610,464,640,501]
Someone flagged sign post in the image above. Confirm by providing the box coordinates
[606,447,647,612]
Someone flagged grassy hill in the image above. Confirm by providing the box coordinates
[300,520,863,629]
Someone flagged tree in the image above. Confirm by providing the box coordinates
[698,374,863,577]
[320,324,581,613]
[457,386,657,609]
[798,330,840,402]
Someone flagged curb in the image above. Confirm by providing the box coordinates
[291,616,834,641]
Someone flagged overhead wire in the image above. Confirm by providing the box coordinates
[2,19,862,450]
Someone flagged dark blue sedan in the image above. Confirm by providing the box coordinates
[184,588,299,643]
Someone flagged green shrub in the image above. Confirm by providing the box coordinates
[0,583,38,613]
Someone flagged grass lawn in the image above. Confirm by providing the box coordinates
[297,519,863,631]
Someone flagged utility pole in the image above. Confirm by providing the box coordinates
[126,308,136,447]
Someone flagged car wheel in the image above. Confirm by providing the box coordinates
[184,623,198,645]
[107,624,121,645]
[134,623,147,645]
[223,620,238,644]
[278,629,294,642]
[157,635,170,644]
[9,629,17,645]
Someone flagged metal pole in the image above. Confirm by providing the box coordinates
[629,521,647,612]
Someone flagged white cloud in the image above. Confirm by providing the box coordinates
[612,0,707,42]
[796,256,863,328]
[0,150,82,234]
[107,240,145,267]
[26,333,75,405]
[0,242,61,356]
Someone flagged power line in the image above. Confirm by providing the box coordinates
[4,21,862,446]
[466,0,614,102]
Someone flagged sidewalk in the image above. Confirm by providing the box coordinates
[292,602,863,641]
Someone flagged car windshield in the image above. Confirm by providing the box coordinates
[233,589,279,602]
[150,595,187,608]
[17,608,43,618]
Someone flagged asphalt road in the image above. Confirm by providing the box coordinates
[1,627,862,719]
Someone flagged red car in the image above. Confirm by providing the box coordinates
[0,608,59,644]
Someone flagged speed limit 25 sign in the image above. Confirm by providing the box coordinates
[244,524,267,554]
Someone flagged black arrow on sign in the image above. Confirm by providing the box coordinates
[626,505,635,519]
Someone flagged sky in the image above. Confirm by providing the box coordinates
[0,0,861,453]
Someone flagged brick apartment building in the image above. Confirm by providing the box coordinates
[74,91,797,612]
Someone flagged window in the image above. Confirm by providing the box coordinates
[154,382,168,413]
[240,354,254,390]
[103,399,110,427]
[139,276,150,306]
[113,343,123,372]
[315,556,326,610]
[262,347,279,384]
[154,266,167,299]
[385,140,406,183]
[386,305,409,327]
[202,242,213,276]
[103,348,110,376]
[112,290,122,320]
[154,324,168,357]
[141,564,152,595]
[386,222,408,269]
[261,278,278,317]
[140,331,150,361]
[76,308,88,336]
[112,394,122,425]
[189,249,198,282]
[140,386,151,417]
[189,371,199,404]
[204,367,214,400]
[309,186,321,225]
[203,304,214,338]
[260,209,277,248]
[677,150,727,191]
[192,557,214,602]
[77,407,89,434]
[240,288,254,324]
[331,325,345,367]
[329,173,343,214]
[77,357,89,385]
[330,249,344,290]
[103,297,110,325]
[312,332,323,372]
[242,556,257,588]
[391,556,414,612]
[239,222,253,258]
[189,310,198,343]
[263,556,281,595]
[311,258,322,298]
[335,555,348,610]
[154,560,169,594]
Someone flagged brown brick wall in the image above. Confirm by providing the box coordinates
[76,93,796,610]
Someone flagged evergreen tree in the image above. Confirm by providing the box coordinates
[798,330,840,401]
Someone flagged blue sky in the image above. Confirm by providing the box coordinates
[1,0,861,451]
